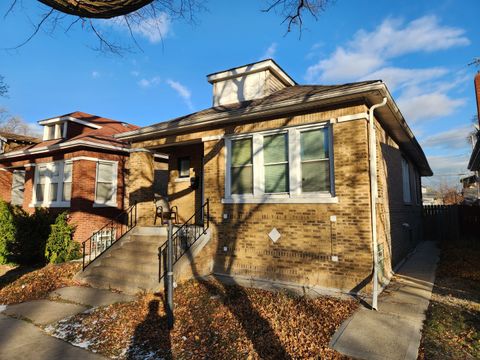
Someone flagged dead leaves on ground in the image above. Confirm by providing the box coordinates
[0,262,83,305]
[52,279,357,359]
[418,246,480,360]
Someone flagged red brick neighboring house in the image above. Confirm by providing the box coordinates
[0,112,144,242]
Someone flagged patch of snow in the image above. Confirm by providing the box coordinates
[72,340,92,349]
[0,304,7,312]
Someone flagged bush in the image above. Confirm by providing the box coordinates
[45,212,79,264]
[13,207,56,265]
[0,200,16,264]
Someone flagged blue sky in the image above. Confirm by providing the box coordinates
[0,0,479,186]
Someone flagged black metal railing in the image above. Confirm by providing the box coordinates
[82,203,137,270]
[158,199,209,281]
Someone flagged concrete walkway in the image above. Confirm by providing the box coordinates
[330,241,439,360]
[0,286,135,360]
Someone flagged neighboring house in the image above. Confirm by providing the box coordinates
[467,72,480,204]
[422,186,441,206]
[116,59,432,295]
[0,131,40,154]
[0,111,164,242]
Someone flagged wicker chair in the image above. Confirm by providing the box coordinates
[154,194,178,225]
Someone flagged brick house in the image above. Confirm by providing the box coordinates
[0,131,40,154]
[113,59,432,297]
[0,111,167,243]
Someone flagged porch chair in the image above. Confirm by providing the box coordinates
[154,194,178,225]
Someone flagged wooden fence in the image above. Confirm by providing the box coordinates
[423,205,480,245]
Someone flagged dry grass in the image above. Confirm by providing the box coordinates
[0,262,83,305]
[50,278,357,359]
[418,244,480,359]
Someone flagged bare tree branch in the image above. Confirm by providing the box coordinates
[0,76,8,98]
[10,8,54,49]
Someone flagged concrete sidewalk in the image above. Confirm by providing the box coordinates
[330,241,439,360]
[0,286,135,360]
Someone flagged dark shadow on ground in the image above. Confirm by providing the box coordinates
[126,298,172,360]
[0,264,42,289]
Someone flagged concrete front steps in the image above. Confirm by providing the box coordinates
[75,226,211,295]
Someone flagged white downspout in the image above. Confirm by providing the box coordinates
[368,97,387,311]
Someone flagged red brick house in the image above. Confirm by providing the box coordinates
[0,112,152,242]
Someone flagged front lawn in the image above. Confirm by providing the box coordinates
[50,278,357,359]
[0,262,83,305]
[418,244,480,359]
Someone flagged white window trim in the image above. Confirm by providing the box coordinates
[93,160,118,208]
[223,122,337,204]
[30,160,72,208]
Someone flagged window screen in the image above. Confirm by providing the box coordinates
[11,170,25,206]
[402,158,411,203]
[178,157,190,178]
[300,128,330,192]
[95,162,116,205]
[264,133,289,193]
[230,138,253,194]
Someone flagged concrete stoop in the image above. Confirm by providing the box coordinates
[76,226,211,295]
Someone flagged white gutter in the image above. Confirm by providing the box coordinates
[368,97,387,311]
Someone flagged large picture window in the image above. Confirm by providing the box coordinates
[225,123,335,203]
[33,161,72,207]
[95,161,118,206]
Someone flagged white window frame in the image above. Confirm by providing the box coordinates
[31,160,72,208]
[223,122,337,204]
[43,122,67,141]
[93,160,118,207]
[402,157,412,204]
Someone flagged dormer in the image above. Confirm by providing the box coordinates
[38,114,102,141]
[207,59,296,107]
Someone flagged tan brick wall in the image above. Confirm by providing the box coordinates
[0,149,129,242]
[131,104,379,293]
[375,119,422,285]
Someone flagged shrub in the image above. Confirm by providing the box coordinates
[13,207,56,265]
[45,212,80,264]
[0,200,16,264]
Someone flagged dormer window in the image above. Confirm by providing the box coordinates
[43,122,67,141]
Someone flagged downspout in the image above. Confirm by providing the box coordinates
[368,97,387,311]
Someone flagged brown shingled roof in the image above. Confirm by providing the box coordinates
[120,82,380,135]
[0,112,139,157]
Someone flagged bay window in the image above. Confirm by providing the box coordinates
[33,161,72,207]
[224,123,336,203]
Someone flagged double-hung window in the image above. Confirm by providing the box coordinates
[230,138,253,194]
[225,123,335,203]
[11,170,26,206]
[264,134,289,194]
[94,161,117,207]
[33,161,72,207]
[402,157,412,204]
[300,128,330,192]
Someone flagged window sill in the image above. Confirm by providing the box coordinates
[221,195,338,204]
[29,201,71,208]
[174,177,190,183]
[93,202,118,208]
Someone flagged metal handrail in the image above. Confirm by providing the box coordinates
[158,199,209,281]
[82,203,137,270]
